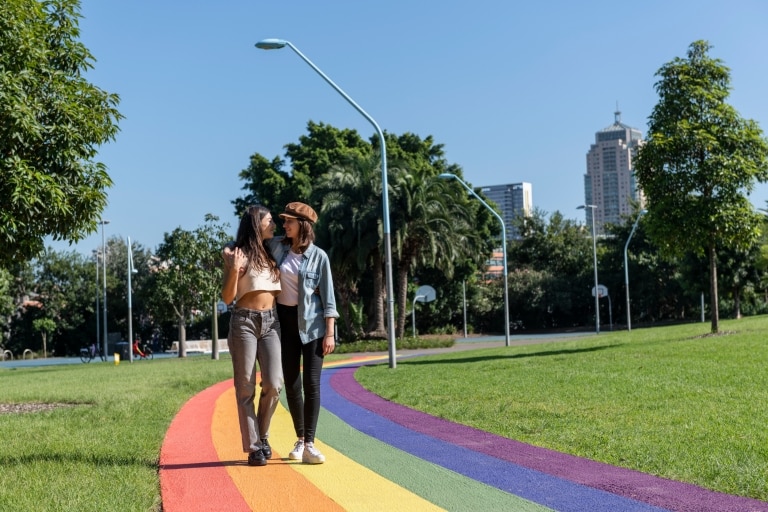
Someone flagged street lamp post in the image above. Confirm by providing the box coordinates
[624,209,647,331]
[127,237,138,362]
[99,220,110,358]
[439,173,510,346]
[577,205,599,334]
[255,38,398,368]
[93,250,100,355]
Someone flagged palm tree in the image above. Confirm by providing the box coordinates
[389,170,478,338]
[314,153,388,338]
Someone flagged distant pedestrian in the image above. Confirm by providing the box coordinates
[221,205,283,467]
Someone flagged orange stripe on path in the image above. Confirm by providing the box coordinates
[211,387,343,512]
[159,379,251,512]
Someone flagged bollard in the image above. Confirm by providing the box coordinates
[114,353,120,365]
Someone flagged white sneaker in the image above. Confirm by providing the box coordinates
[288,439,304,460]
[302,442,325,464]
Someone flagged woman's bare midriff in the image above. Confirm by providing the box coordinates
[236,290,278,311]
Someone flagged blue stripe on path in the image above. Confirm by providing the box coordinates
[328,365,768,512]
[323,367,667,512]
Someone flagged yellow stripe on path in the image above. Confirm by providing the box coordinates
[212,384,444,511]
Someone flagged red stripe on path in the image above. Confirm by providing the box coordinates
[159,379,251,512]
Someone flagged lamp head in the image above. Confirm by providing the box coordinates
[438,173,456,180]
[255,38,288,50]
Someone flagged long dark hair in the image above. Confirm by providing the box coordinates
[282,218,315,253]
[235,205,279,282]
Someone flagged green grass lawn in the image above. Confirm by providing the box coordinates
[1,318,767,510]
[357,317,768,501]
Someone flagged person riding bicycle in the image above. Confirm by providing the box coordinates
[133,337,145,358]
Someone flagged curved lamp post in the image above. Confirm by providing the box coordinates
[577,205,599,334]
[99,219,110,358]
[439,173,510,346]
[92,249,100,355]
[623,209,647,331]
[127,237,138,362]
[255,38,397,368]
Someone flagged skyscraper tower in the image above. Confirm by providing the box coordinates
[583,109,644,234]
[479,182,532,239]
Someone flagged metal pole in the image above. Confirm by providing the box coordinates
[412,295,425,338]
[100,220,110,359]
[578,205,599,334]
[94,250,100,355]
[127,237,134,363]
[256,39,398,368]
[623,209,646,331]
[590,210,600,334]
[462,280,467,338]
[439,173,510,345]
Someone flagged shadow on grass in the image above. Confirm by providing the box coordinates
[0,452,159,469]
[399,344,620,365]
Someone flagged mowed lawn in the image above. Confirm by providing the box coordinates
[0,316,766,510]
[358,316,768,501]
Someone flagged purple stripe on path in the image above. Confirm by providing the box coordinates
[324,368,666,512]
[332,366,768,512]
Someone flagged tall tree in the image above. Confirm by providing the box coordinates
[31,248,94,355]
[390,170,483,338]
[150,215,229,357]
[232,121,369,216]
[314,152,386,338]
[0,0,122,265]
[635,40,768,333]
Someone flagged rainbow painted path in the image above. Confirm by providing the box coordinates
[159,354,768,511]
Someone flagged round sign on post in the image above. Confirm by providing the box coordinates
[592,284,608,298]
[412,285,436,338]
[415,285,436,303]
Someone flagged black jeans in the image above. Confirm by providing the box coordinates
[277,303,324,444]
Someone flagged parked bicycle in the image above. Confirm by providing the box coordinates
[80,343,106,363]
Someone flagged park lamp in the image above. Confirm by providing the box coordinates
[624,209,647,331]
[438,173,510,346]
[577,204,599,334]
[127,237,138,363]
[99,219,110,359]
[255,38,398,368]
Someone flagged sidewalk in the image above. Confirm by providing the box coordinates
[159,340,768,512]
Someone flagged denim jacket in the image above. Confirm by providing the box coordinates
[268,238,338,344]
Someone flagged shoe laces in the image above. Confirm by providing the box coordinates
[305,442,320,455]
[293,439,304,450]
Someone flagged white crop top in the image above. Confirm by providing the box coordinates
[236,264,281,300]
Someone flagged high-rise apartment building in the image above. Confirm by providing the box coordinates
[584,110,644,234]
[479,182,533,239]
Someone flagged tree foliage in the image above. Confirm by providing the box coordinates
[635,40,768,333]
[0,0,123,266]
[149,215,230,357]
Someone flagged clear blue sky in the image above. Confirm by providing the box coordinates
[50,0,768,255]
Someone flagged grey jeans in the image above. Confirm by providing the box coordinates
[228,307,283,453]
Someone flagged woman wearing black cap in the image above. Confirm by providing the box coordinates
[269,202,338,464]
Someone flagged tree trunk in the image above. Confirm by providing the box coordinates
[211,299,219,360]
[178,314,187,358]
[709,245,719,333]
[395,262,410,339]
[366,251,387,338]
